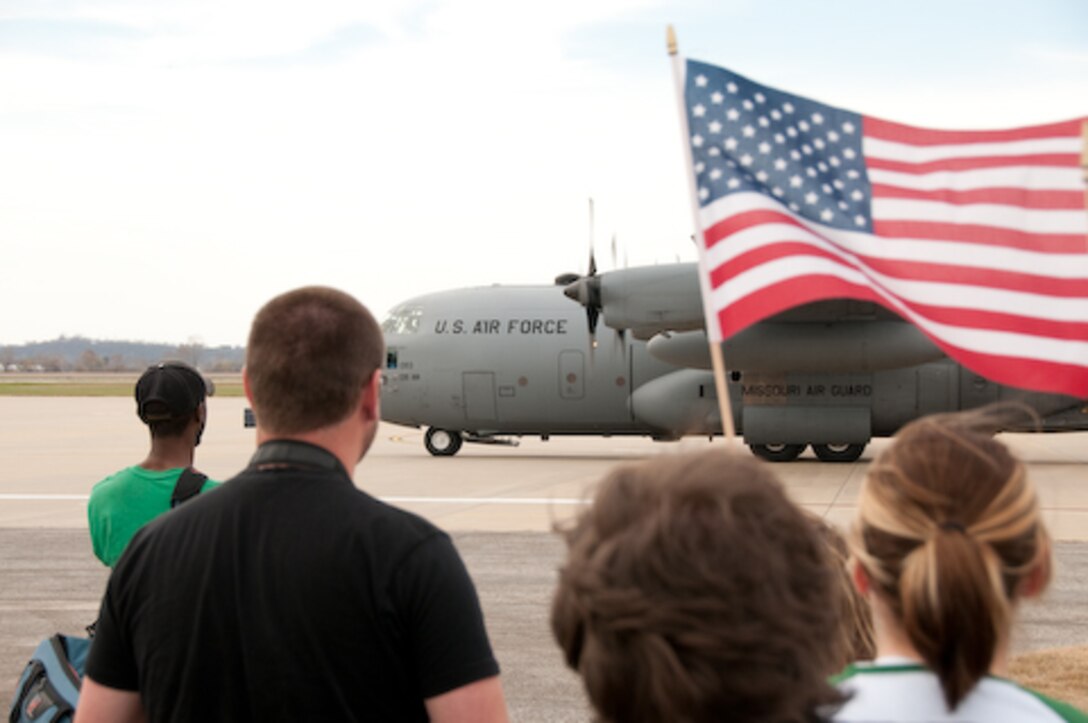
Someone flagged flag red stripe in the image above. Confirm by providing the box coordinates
[717,276,881,336]
[865,154,1079,174]
[716,275,1088,345]
[898,302,1088,341]
[703,209,806,249]
[710,242,836,287]
[863,117,1086,145]
[711,241,1088,299]
[716,280,1088,397]
[704,207,1086,257]
[870,220,1087,253]
[870,184,1085,210]
[915,344,1088,398]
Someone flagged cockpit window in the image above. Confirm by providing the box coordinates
[381,306,422,335]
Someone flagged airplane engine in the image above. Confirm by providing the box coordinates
[565,263,705,337]
[629,369,719,437]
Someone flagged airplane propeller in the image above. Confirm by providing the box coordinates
[560,199,629,361]
[563,199,603,356]
[562,248,602,342]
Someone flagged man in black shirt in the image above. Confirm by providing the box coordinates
[77,286,508,723]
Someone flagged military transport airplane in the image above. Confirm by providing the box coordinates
[379,261,1088,461]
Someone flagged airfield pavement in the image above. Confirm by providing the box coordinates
[0,396,1086,720]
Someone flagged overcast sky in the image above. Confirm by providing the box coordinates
[2,0,1085,347]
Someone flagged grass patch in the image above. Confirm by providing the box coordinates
[0,375,244,397]
[0,382,135,396]
[1010,645,1088,711]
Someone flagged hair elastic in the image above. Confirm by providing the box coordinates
[938,520,967,533]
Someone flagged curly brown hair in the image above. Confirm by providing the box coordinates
[551,449,845,723]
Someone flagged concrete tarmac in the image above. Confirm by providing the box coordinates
[1,397,1086,719]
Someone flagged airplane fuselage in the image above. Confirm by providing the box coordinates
[380,280,1088,459]
[381,285,668,436]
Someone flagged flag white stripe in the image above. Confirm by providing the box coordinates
[705,218,1088,280]
[871,198,1088,234]
[862,136,1081,163]
[709,257,1088,365]
[866,166,1083,192]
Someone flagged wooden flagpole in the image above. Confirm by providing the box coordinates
[668,26,737,444]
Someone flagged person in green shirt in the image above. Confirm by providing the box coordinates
[88,361,219,567]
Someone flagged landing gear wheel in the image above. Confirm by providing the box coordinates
[748,443,807,462]
[812,443,865,463]
[424,428,463,457]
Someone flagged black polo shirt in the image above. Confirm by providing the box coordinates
[86,440,499,722]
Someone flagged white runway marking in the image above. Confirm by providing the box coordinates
[0,494,89,500]
[385,496,587,506]
[0,493,588,506]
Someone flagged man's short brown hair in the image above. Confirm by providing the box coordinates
[551,450,844,723]
[245,286,383,435]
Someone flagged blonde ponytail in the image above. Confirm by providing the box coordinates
[852,410,1049,711]
[898,526,1009,708]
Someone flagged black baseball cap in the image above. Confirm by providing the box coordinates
[135,362,207,423]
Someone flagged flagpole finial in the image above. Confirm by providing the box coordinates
[667,25,678,56]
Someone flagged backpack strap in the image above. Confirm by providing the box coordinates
[170,467,207,508]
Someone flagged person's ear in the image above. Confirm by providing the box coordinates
[1018,542,1052,600]
[242,366,254,406]
[358,369,382,423]
[851,559,871,597]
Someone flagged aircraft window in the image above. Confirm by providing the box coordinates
[381,306,422,335]
[386,350,398,369]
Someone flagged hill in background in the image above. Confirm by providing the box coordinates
[0,336,244,372]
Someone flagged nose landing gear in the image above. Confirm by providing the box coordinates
[424,428,463,456]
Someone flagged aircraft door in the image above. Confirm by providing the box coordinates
[558,350,585,400]
[463,372,498,423]
[915,362,957,416]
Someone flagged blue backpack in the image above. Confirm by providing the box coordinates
[8,634,91,723]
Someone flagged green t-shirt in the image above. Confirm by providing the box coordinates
[88,466,220,567]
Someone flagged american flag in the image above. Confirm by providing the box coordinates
[683,59,1088,399]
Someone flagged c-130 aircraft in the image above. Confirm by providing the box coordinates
[379,260,1088,461]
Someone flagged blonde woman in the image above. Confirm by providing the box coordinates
[834,412,1087,722]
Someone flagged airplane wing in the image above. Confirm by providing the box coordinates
[562,263,945,373]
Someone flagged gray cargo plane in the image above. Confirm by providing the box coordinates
[379,261,1088,461]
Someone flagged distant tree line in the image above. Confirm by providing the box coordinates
[0,336,245,372]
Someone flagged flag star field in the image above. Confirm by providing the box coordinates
[687,61,872,234]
